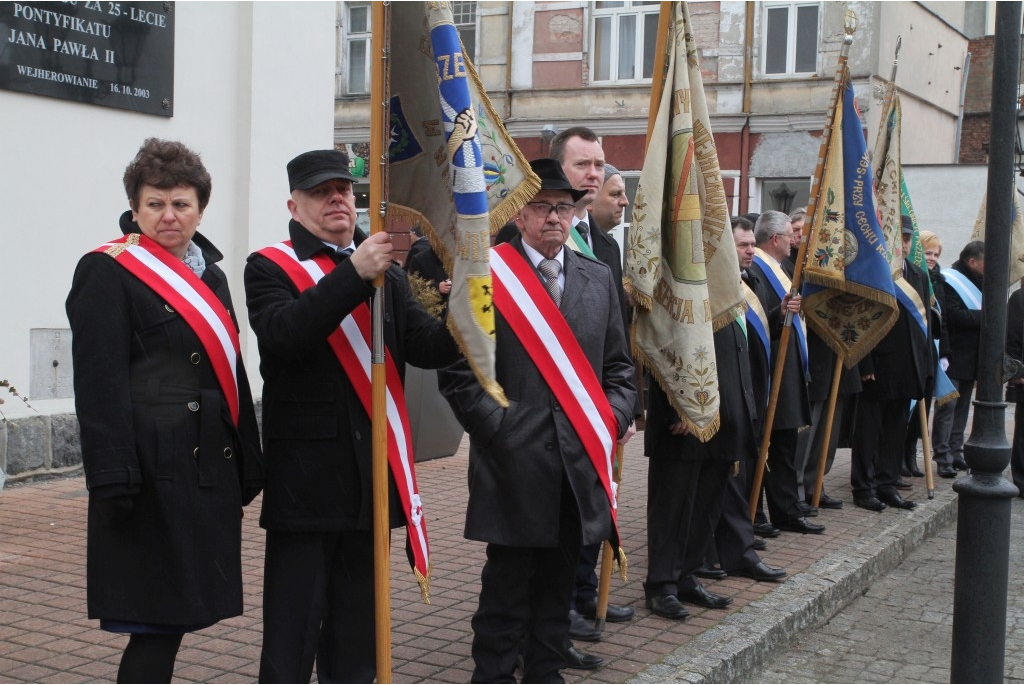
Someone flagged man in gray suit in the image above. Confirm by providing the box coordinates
[439,158,637,683]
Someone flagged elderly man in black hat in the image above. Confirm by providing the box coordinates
[439,158,637,683]
[850,215,934,512]
[245,149,461,683]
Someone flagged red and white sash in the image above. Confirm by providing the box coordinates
[489,243,620,537]
[95,233,241,425]
[256,241,430,591]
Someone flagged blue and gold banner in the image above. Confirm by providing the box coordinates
[802,81,898,366]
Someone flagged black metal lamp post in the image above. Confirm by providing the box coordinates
[950,2,1023,681]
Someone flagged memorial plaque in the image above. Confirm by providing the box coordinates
[0,1,175,116]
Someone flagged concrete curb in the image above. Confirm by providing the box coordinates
[632,486,960,684]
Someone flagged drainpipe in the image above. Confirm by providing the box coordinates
[740,1,755,214]
[953,52,971,163]
[504,2,514,121]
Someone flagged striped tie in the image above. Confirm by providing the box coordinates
[538,258,562,308]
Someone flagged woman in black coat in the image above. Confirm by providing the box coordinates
[66,139,263,683]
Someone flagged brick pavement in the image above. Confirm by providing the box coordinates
[749,496,1024,684]
[0,435,966,683]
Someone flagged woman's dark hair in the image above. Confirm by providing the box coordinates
[123,138,212,211]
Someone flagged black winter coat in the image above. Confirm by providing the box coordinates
[245,220,460,532]
[941,261,983,381]
[66,212,264,626]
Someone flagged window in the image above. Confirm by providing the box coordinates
[339,2,476,95]
[342,2,370,95]
[763,2,819,76]
[452,1,478,62]
[591,1,661,84]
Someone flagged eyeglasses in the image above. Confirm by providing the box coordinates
[525,201,575,219]
[774,232,795,241]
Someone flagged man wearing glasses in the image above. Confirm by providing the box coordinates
[439,158,637,683]
[747,210,823,535]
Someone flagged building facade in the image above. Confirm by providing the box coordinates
[333,1,986,236]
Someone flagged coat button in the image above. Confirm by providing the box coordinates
[354,431,362,440]
[224,447,233,459]
[554,404,562,412]
[193,447,199,459]
[188,401,199,412]
[190,352,201,364]
[164,304,175,313]
[545,442,553,450]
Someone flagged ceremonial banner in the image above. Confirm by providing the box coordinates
[872,91,907,275]
[624,1,743,441]
[802,81,898,365]
[972,189,1024,284]
[387,2,539,407]
[902,179,958,405]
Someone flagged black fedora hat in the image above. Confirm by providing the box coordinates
[288,149,356,191]
[529,158,587,203]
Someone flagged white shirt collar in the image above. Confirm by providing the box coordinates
[521,241,564,272]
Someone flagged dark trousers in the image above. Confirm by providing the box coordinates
[471,481,581,684]
[796,396,847,502]
[851,398,910,499]
[1012,402,1024,496]
[903,396,932,469]
[644,459,729,597]
[571,543,600,609]
[763,428,802,524]
[713,464,761,573]
[933,378,975,467]
[259,529,376,684]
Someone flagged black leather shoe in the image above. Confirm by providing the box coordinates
[816,493,843,509]
[577,599,635,623]
[752,537,767,551]
[565,644,603,670]
[909,466,925,477]
[679,584,733,609]
[938,464,957,478]
[895,478,912,490]
[776,517,825,534]
[953,457,969,471]
[567,609,602,642]
[854,496,887,511]
[695,564,728,580]
[878,489,917,510]
[753,522,781,538]
[900,467,913,477]
[645,594,689,620]
[732,561,787,582]
[797,501,819,517]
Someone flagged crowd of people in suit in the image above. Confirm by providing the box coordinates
[67,133,1023,684]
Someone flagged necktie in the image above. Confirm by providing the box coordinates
[538,259,562,308]
[576,220,590,246]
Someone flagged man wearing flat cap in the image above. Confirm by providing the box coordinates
[439,158,637,683]
[850,215,934,512]
[245,149,460,683]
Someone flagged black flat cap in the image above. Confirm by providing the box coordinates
[287,149,355,191]
[901,214,915,235]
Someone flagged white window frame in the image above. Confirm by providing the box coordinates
[339,1,371,96]
[451,1,479,64]
[590,1,661,85]
[762,1,820,77]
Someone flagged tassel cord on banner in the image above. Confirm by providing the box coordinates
[749,12,858,521]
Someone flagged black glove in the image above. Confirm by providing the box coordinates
[95,494,136,526]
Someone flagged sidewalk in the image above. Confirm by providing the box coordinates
[0,436,963,683]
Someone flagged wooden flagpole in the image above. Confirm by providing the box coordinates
[919,402,936,498]
[369,2,392,680]
[594,444,625,633]
[810,357,844,507]
[749,11,858,521]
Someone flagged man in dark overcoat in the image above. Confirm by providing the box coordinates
[932,240,984,475]
[438,158,637,683]
[549,125,640,641]
[747,210,823,534]
[245,149,460,683]
[851,221,933,511]
[644,316,760,618]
